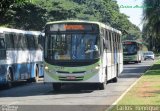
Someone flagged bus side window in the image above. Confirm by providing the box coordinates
[5,33,14,49]
[112,33,115,49]
[113,33,117,51]
[106,30,110,52]
[26,34,36,50]
[115,33,118,52]
[38,35,44,50]
[119,35,122,53]
[102,28,107,50]
[34,35,39,50]
[0,38,5,49]
[109,31,112,53]
[13,33,19,49]
[110,32,113,53]
[19,33,27,50]
[15,33,26,50]
[117,35,119,52]
[21,34,27,49]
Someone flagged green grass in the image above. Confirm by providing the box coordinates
[108,60,160,111]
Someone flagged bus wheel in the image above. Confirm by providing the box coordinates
[112,77,118,83]
[35,67,39,82]
[6,69,13,88]
[52,83,61,91]
[135,61,138,64]
[97,82,106,90]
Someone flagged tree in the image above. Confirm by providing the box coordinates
[143,0,160,51]
[13,3,47,30]
[34,0,82,21]
[0,0,142,39]
[0,0,28,25]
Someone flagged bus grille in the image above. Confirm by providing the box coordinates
[56,71,86,74]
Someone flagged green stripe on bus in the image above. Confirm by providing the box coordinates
[45,60,100,81]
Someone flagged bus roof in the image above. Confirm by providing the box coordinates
[0,27,25,34]
[26,31,42,35]
[0,27,41,35]
[46,20,121,34]
[123,40,143,44]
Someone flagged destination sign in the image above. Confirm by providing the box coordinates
[48,23,98,32]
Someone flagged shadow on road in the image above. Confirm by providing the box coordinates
[119,62,152,78]
[0,82,97,97]
[47,84,97,95]
[0,61,154,98]
[122,66,150,74]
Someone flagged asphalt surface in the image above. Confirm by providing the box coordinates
[0,60,155,111]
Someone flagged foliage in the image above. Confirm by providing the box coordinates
[1,2,47,30]
[0,0,29,25]
[143,0,160,36]
[0,0,142,40]
[142,0,160,51]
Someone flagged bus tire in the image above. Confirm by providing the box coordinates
[6,68,13,88]
[135,61,138,63]
[112,77,118,83]
[98,83,105,90]
[53,83,61,91]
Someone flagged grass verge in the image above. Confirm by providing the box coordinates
[109,60,160,111]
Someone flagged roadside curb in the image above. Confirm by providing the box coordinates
[106,60,156,111]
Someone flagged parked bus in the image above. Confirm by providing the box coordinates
[44,20,123,90]
[123,40,143,63]
[0,27,44,87]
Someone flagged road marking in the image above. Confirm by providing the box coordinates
[106,74,142,111]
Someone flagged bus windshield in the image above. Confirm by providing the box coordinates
[123,43,137,55]
[45,33,100,61]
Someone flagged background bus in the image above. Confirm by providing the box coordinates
[123,40,143,63]
[44,20,123,90]
[0,27,44,87]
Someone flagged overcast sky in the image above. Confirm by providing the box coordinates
[116,0,143,30]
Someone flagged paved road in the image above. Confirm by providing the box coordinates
[0,60,155,111]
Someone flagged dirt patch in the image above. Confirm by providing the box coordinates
[137,81,160,97]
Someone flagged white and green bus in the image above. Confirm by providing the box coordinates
[123,40,143,63]
[44,20,123,90]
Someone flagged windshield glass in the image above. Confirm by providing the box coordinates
[144,52,154,55]
[45,33,100,61]
[123,43,137,55]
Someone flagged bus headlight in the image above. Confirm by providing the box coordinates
[45,66,49,70]
[95,66,100,70]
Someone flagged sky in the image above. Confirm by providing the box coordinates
[116,0,143,30]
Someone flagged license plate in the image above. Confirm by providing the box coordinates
[66,76,76,80]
